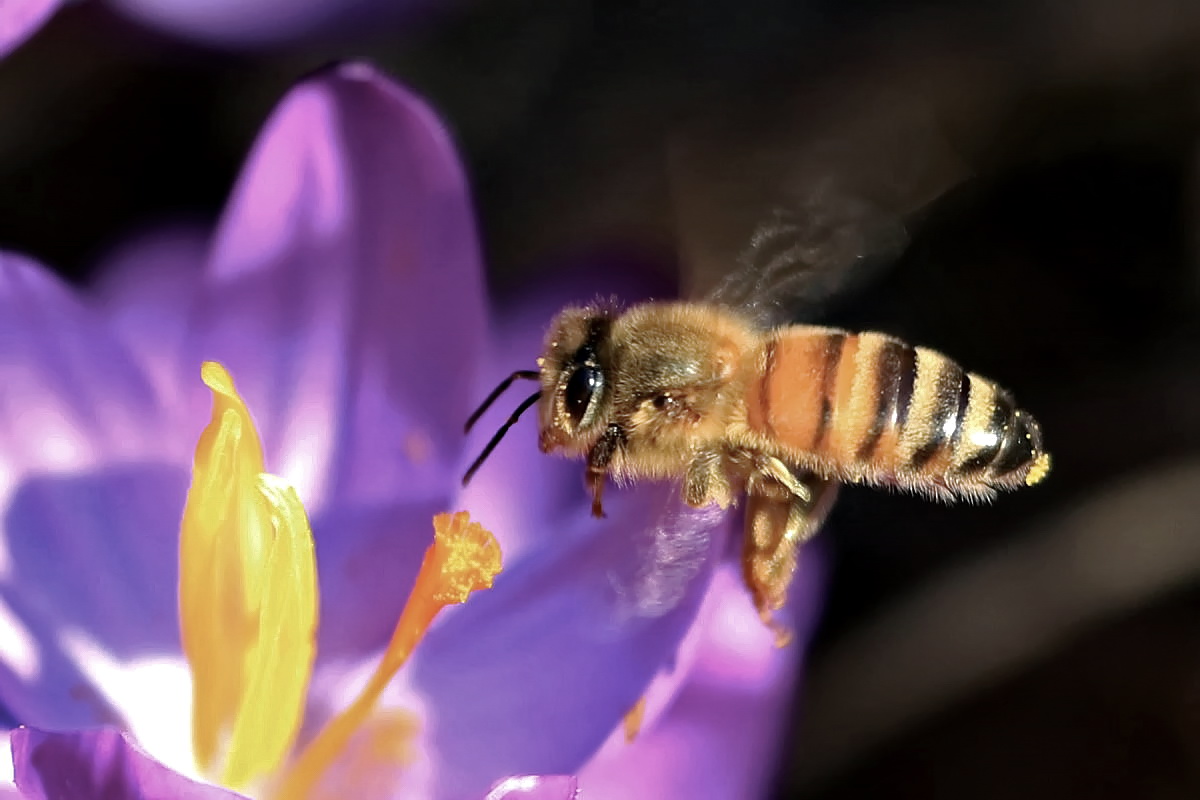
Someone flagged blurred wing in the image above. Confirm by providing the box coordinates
[669,81,969,326]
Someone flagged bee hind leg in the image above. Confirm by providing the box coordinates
[743,464,837,647]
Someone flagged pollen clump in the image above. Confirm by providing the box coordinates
[1025,452,1052,486]
[179,362,319,790]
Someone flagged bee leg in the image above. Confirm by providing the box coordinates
[754,454,812,503]
[584,467,605,518]
[586,424,625,518]
[683,448,734,508]
[743,468,837,647]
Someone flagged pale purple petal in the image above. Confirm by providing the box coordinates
[11,727,247,800]
[91,226,210,403]
[486,775,578,800]
[412,485,731,799]
[308,497,444,660]
[580,554,827,800]
[182,62,486,511]
[0,465,187,728]
[0,255,183,725]
[0,0,59,59]
[0,254,165,478]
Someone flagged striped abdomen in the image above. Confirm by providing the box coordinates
[744,327,1050,499]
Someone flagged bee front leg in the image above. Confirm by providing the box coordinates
[586,424,625,518]
[743,466,837,646]
[683,448,734,508]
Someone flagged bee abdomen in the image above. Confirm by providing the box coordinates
[747,328,1050,497]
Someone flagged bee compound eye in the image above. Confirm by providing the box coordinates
[565,365,602,425]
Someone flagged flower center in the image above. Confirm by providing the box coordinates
[179,362,503,798]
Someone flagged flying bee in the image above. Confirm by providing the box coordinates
[461,81,1051,642]
[461,299,1050,643]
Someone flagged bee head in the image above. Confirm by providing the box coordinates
[538,304,618,455]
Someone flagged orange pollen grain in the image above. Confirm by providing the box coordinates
[622,696,647,744]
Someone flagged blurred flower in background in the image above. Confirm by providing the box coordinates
[0,0,61,59]
[0,0,450,50]
[0,61,824,798]
[105,0,449,47]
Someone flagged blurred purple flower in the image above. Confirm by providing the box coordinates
[0,0,451,51]
[105,0,448,47]
[0,61,824,798]
[0,0,61,58]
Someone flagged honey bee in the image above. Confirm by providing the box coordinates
[461,299,1050,643]
[458,81,1053,642]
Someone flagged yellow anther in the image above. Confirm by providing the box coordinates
[179,362,318,790]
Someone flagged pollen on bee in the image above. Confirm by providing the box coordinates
[1025,452,1052,486]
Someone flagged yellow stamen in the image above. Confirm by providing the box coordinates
[179,362,319,789]
[274,511,502,799]
[622,696,647,744]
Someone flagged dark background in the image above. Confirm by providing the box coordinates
[3,0,1199,796]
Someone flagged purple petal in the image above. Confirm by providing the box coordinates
[579,554,827,800]
[182,62,487,511]
[308,497,444,661]
[91,226,210,402]
[485,776,578,800]
[11,727,247,800]
[0,255,185,730]
[0,0,59,59]
[0,254,165,477]
[411,483,731,799]
[0,465,188,728]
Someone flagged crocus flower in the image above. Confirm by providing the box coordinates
[0,61,824,798]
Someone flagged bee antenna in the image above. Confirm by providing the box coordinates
[464,370,540,433]
[462,389,542,486]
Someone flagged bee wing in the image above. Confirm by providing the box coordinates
[669,84,968,327]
